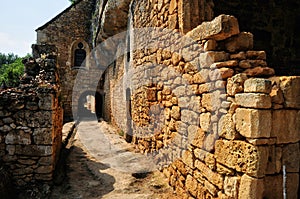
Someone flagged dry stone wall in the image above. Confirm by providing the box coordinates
[0,45,62,189]
[125,0,300,198]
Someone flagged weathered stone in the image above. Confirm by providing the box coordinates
[209,68,234,80]
[235,108,271,138]
[17,159,36,165]
[244,67,275,77]
[185,175,198,197]
[226,73,248,96]
[200,112,211,132]
[230,52,246,60]
[279,76,300,108]
[33,128,52,145]
[193,69,209,84]
[282,143,300,173]
[195,160,223,189]
[200,51,229,68]
[204,39,217,51]
[5,131,31,145]
[225,32,253,52]
[269,85,284,104]
[186,14,239,41]
[210,60,238,69]
[205,180,218,196]
[35,165,52,174]
[15,145,52,156]
[272,110,300,144]
[38,94,52,110]
[224,176,240,198]
[171,106,180,120]
[218,114,239,140]
[202,91,222,112]
[171,52,181,66]
[246,51,267,60]
[169,0,177,14]
[182,150,194,169]
[191,128,205,148]
[216,163,235,175]
[215,140,269,177]
[181,109,199,126]
[244,78,272,94]
[235,93,272,109]
[6,145,16,155]
[238,174,264,199]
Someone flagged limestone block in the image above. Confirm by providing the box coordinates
[185,175,198,197]
[210,60,238,69]
[181,109,199,126]
[15,145,52,156]
[279,76,300,108]
[182,150,194,169]
[204,40,217,51]
[282,143,300,173]
[202,91,222,112]
[200,112,211,132]
[226,73,248,96]
[215,140,269,177]
[38,94,53,110]
[272,110,300,144]
[186,14,239,41]
[246,51,267,60]
[5,131,31,145]
[33,128,52,145]
[194,160,224,189]
[169,0,177,14]
[171,106,180,120]
[235,93,272,109]
[224,176,240,198]
[209,68,234,80]
[35,165,53,174]
[230,52,246,60]
[205,180,218,196]
[244,67,275,77]
[193,69,210,84]
[191,129,205,148]
[235,108,271,138]
[216,163,235,175]
[200,51,229,68]
[244,78,272,94]
[269,85,284,104]
[225,32,254,52]
[238,174,264,199]
[218,114,239,140]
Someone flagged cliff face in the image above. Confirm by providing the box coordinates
[92,0,131,46]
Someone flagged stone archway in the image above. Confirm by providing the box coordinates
[77,90,103,120]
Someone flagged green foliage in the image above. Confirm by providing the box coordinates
[0,53,18,67]
[69,0,78,4]
[0,53,31,88]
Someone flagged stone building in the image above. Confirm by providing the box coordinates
[2,0,296,197]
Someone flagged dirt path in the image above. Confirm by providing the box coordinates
[50,120,179,199]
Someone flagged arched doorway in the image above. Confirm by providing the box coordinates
[77,91,103,120]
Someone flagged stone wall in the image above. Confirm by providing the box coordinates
[0,46,62,189]
[123,0,300,198]
[213,0,300,76]
[36,0,95,122]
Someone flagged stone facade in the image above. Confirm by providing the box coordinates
[27,0,300,198]
[0,45,62,189]
[36,0,95,122]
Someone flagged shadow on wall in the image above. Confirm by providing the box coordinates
[214,0,300,75]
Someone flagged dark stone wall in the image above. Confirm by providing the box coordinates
[214,0,300,75]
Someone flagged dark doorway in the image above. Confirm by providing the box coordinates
[77,91,103,120]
